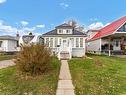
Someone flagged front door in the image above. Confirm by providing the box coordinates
[62,38,68,51]
[113,40,121,50]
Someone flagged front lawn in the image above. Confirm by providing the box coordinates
[69,55,126,95]
[0,54,15,61]
[0,57,60,95]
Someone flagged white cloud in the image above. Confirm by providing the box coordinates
[22,27,36,32]
[60,2,69,9]
[0,0,6,4]
[36,24,45,28]
[0,20,44,36]
[88,22,104,30]
[0,22,18,33]
[20,21,29,26]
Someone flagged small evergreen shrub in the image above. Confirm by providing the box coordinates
[15,43,52,76]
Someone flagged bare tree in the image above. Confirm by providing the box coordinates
[75,26,85,32]
[68,20,77,28]
[67,20,85,32]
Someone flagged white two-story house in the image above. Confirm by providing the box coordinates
[42,23,87,59]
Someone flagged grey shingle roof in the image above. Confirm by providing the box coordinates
[43,23,87,36]
[43,29,86,36]
[0,35,18,40]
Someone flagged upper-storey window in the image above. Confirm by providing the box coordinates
[125,25,126,30]
[66,30,70,34]
[57,29,72,34]
[117,23,126,32]
[58,29,63,34]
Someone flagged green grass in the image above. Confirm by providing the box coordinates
[0,57,60,95]
[0,55,15,61]
[69,55,126,95]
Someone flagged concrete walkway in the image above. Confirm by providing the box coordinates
[0,59,15,69]
[56,60,75,95]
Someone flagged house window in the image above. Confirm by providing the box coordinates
[55,38,58,47]
[66,30,70,34]
[39,37,44,45]
[46,38,49,47]
[70,38,74,47]
[124,25,126,31]
[50,38,53,47]
[80,38,83,47]
[59,39,62,45]
[17,41,19,47]
[76,38,79,47]
[59,29,63,34]
[0,41,2,47]
[116,41,119,47]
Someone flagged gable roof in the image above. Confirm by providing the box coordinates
[0,35,18,41]
[89,16,126,41]
[43,29,86,36]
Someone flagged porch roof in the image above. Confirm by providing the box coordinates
[87,16,126,42]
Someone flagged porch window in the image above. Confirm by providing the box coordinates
[46,38,49,47]
[50,38,53,47]
[59,39,62,45]
[76,38,79,47]
[0,41,2,47]
[80,38,83,47]
[70,38,74,47]
[55,38,58,47]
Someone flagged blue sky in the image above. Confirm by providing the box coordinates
[0,0,126,35]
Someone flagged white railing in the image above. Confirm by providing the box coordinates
[57,41,72,60]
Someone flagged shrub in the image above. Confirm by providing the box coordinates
[15,43,52,76]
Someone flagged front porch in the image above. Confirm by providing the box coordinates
[101,33,126,56]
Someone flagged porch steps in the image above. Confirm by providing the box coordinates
[60,51,70,60]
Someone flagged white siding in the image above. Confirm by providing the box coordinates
[86,39,101,53]
[7,40,17,52]
[43,36,86,57]
[0,40,8,51]
[0,40,17,52]
[72,48,85,57]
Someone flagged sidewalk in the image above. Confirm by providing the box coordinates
[56,60,75,95]
[0,59,15,69]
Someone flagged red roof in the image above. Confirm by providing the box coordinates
[88,16,126,41]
